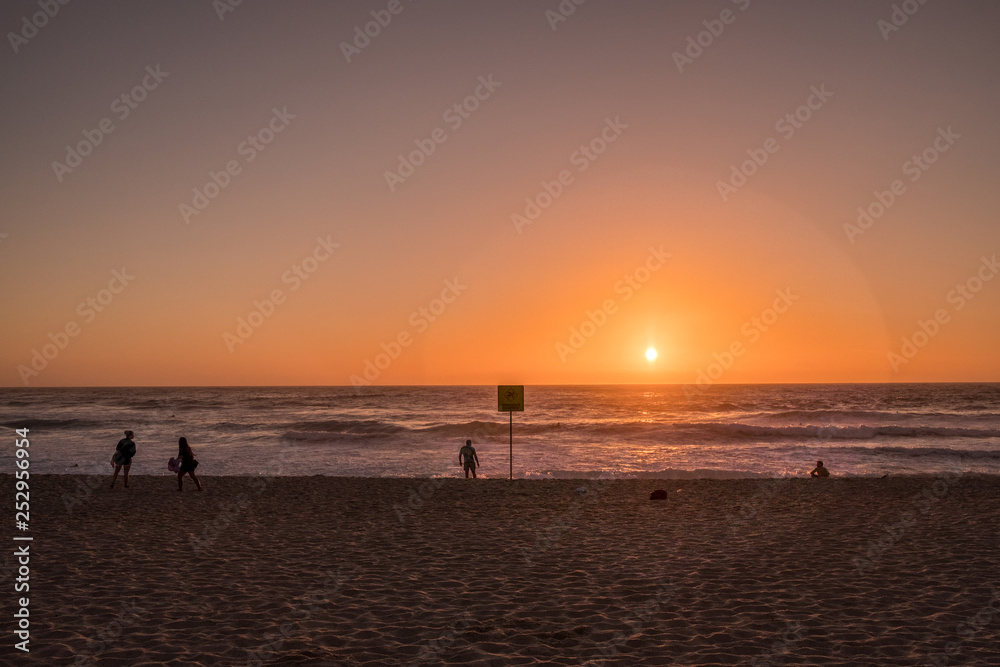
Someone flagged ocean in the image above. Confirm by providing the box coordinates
[1,384,999,478]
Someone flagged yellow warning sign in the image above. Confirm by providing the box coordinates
[498,385,524,412]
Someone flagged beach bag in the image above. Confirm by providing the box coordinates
[113,439,135,466]
[168,457,181,473]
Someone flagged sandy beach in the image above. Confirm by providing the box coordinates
[6,474,1000,665]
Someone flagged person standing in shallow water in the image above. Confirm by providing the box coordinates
[810,460,830,478]
[459,439,479,478]
[110,430,136,489]
[177,437,202,491]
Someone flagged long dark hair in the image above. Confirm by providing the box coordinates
[178,436,191,457]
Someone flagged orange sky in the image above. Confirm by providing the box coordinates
[1,1,998,386]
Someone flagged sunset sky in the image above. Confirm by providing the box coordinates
[1,0,998,386]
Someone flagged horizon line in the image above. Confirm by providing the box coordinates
[3,380,999,390]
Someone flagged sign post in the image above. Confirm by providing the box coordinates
[497,385,524,480]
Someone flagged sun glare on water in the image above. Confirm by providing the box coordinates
[645,347,658,362]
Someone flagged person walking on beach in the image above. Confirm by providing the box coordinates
[810,460,830,478]
[459,439,479,479]
[177,437,202,491]
[109,430,136,489]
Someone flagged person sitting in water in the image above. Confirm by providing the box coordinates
[809,460,830,478]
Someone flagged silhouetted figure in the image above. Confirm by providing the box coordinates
[177,437,202,491]
[810,460,830,478]
[110,430,136,489]
[459,439,479,478]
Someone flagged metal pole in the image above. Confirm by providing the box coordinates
[509,410,513,480]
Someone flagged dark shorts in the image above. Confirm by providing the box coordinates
[180,459,198,473]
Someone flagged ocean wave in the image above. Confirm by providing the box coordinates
[488,420,1000,441]
[281,431,369,443]
[823,445,1000,460]
[275,417,1000,444]
[758,409,1000,422]
[124,398,176,410]
[121,397,231,411]
[681,401,745,412]
[522,468,770,480]
[0,400,38,408]
[282,419,406,436]
[210,422,257,431]
[279,419,568,439]
[0,418,104,430]
[415,420,566,437]
[679,422,1000,440]
[760,409,912,421]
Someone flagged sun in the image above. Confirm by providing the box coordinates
[645,347,658,362]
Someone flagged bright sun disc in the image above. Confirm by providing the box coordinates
[645,347,657,362]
